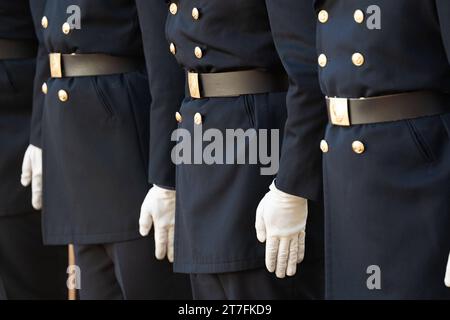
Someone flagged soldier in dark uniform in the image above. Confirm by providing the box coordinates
[0,0,67,300]
[309,0,450,299]
[139,1,324,299]
[24,0,191,300]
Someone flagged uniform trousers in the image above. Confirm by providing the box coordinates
[74,236,192,300]
[0,212,67,300]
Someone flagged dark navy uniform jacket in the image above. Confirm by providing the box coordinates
[313,0,450,299]
[0,0,36,216]
[166,0,325,280]
[28,0,179,244]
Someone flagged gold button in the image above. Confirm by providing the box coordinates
[41,82,48,95]
[318,54,327,67]
[175,112,182,123]
[192,7,200,20]
[318,10,329,23]
[352,141,365,154]
[62,22,71,35]
[354,10,364,24]
[194,46,203,59]
[58,90,69,102]
[41,16,48,29]
[320,140,329,153]
[169,3,178,15]
[169,42,176,55]
[352,53,365,67]
[194,112,202,125]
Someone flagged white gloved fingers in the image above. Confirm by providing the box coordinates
[445,252,450,287]
[20,148,32,187]
[275,238,290,278]
[255,198,267,243]
[265,236,279,273]
[31,174,42,210]
[154,226,168,260]
[167,225,174,263]
[139,208,153,237]
[297,231,306,264]
[31,191,42,210]
[287,237,299,277]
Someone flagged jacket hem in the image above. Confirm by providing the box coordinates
[43,229,142,246]
[174,257,265,274]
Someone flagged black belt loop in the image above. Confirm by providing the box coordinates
[49,53,143,78]
[326,91,450,126]
[0,39,37,60]
[187,70,288,98]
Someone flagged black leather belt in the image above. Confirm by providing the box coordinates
[0,39,37,60]
[326,91,450,126]
[49,53,143,78]
[187,70,288,99]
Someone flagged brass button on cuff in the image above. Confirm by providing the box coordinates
[320,140,329,153]
[175,112,182,123]
[354,10,365,24]
[41,82,48,95]
[62,22,71,35]
[352,52,365,67]
[41,16,48,29]
[318,54,327,67]
[58,90,69,102]
[352,141,365,154]
[192,7,200,20]
[169,3,178,15]
[169,42,176,55]
[194,112,202,125]
[194,46,203,59]
[318,10,329,23]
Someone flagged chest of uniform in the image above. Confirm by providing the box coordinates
[35,0,139,52]
[315,1,440,69]
[166,0,270,36]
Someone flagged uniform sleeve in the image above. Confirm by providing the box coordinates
[265,0,328,201]
[135,0,185,188]
[29,22,49,148]
[436,0,450,68]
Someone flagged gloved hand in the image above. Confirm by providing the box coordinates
[256,181,308,279]
[445,253,450,287]
[20,145,43,210]
[139,185,176,263]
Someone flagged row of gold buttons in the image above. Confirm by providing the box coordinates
[168,3,204,59]
[175,112,203,125]
[317,9,365,68]
[41,16,71,100]
[170,3,200,20]
[318,9,365,24]
[41,16,72,35]
[41,82,69,102]
[320,139,365,154]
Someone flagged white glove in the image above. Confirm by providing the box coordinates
[20,145,43,210]
[445,252,450,287]
[139,185,176,263]
[256,181,308,279]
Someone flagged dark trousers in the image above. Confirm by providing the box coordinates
[74,236,192,300]
[190,266,324,300]
[0,212,67,300]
